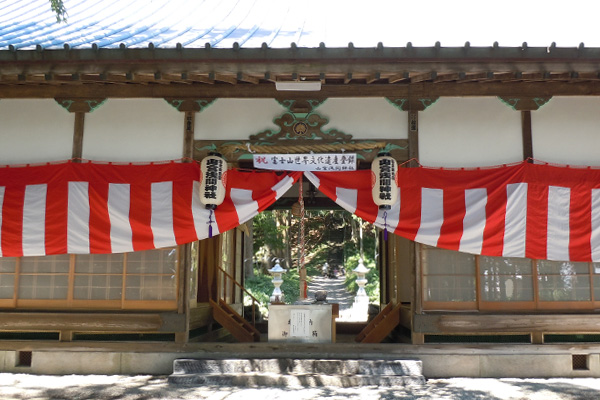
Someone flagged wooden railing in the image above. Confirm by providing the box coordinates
[216,266,262,326]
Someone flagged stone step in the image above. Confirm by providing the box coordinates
[173,358,422,375]
[168,372,425,387]
[169,358,425,387]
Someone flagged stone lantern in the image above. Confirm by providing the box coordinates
[351,258,370,320]
[353,258,369,298]
[268,260,286,303]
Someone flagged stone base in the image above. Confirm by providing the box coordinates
[169,358,425,387]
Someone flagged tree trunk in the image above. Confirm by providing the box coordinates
[243,221,254,278]
[273,210,290,269]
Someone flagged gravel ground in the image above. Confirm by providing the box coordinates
[2,374,600,400]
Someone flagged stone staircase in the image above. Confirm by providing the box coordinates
[168,358,425,387]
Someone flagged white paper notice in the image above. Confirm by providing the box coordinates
[290,309,310,337]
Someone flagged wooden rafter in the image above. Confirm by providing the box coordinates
[237,72,259,84]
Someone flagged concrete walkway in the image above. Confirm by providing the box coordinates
[306,274,366,321]
[1,373,600,399]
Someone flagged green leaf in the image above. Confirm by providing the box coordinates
[50,0,67,23]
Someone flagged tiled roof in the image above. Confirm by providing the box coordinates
[1,0,600,96]
[0,0,594,51]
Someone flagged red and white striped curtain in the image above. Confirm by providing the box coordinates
[2,159,600,262]
[306,162,600,263]
[0,160,300,257]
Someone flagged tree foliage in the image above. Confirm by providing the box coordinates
[50,0,67,23]
[250,208,380,306]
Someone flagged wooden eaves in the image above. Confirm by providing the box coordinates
[1,43,600,98]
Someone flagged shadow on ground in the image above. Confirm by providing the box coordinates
[3,374,600,399]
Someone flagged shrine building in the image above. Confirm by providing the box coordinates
[1,0,600,378]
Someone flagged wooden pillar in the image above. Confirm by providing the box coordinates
[168,100,205,343]
[55,98,106,160]
[407,111,419,168]
[183,111,195,159]
[407,98,435,344]
[198,236,221,303]
[72,112,85,160]
[386,96,438,345]
[164,99,217,311]
[521,110,533,161]
[499,96,551,161]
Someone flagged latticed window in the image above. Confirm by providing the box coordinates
[537,260,591,302]
[480,256,534,302]
[19,255,70,300]
[74,253,124,301]
[422,246,476,309]
[0,257,17,300]
[421,245,600,311]
[0,247,178,310]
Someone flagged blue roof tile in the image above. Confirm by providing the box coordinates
[0,0,596,51]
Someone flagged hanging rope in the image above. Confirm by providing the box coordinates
[298,178,305,273]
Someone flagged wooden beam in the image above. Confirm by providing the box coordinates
[414,313,600,334]
[4,81,600,99]
[0,312,184,332]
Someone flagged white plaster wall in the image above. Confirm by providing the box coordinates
[194,98,407,140]
[532,97,600,166]
[195,99,282,140]
[317,98,407,139]
[83,99,183,162]
[0,100,73,164]
[419,97,522,167]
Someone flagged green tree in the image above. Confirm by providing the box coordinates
[50,0,67,23]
